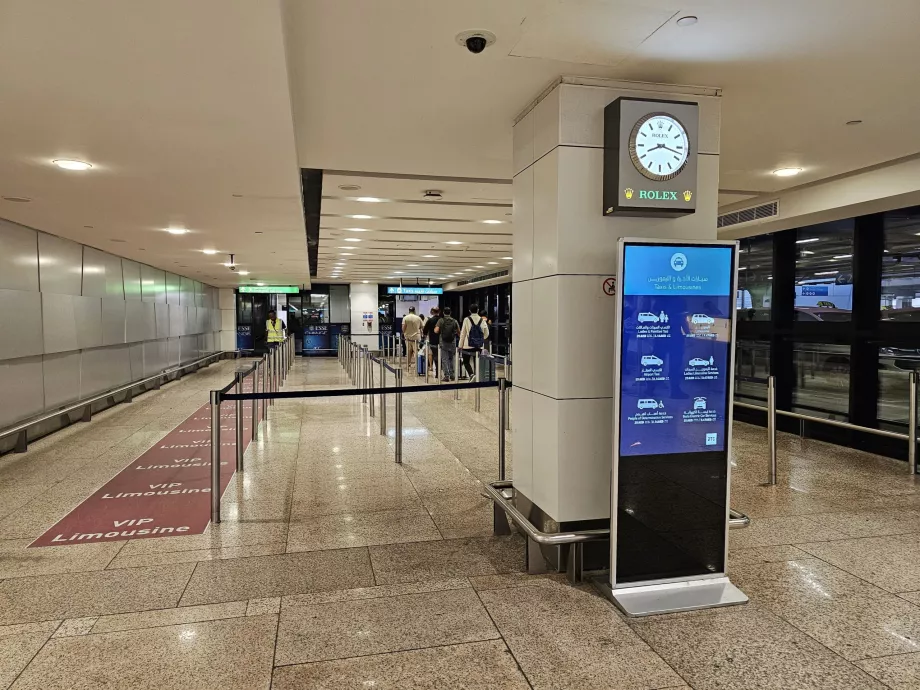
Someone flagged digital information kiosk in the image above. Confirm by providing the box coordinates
[603,238,748,616]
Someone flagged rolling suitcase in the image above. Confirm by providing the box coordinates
[417,344,427,376]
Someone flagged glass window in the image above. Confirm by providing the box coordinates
[302,294,328,324]
[882,207,920,322]
[737,235,773,321]
[878,345,920,425]
[791,342,850,419]
[734,339,770,403]
[794,220,854,321]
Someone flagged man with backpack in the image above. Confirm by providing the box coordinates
[434,307,460,382]
[459,304,489,380]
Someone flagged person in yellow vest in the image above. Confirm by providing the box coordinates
[266,309,286,348]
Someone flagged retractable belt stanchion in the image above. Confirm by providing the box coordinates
[251,362,259,442]
[234,370,244,472]
[474,355,481,412]
[379,360,387,437]
[395,367,403,464]
[454,348,460,400]
[261,353,268,418]
[766,375,777,486]
[498,377,507,481]
[369,355,375,418]
[910,371,917,475]
[210,391,221,524]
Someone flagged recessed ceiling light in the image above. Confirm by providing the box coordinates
[202,249,217,255]
[462,269,472,273]
[338,184,361,191]
[502,256,513,260]
[256,282,265,286]
[238,271,250,275]
[676,15,698,26]
[833,254,852,259]
[166,227,188,235]
[481,220,503,224]
[52,159,92,171]
[408,264,418,267]
[773,167,803,177]
[800,250,815,255]
[347,215,374,220]
[488,261,498,265]
[340,253,354,256]
[422,254,438,258]
[474,265,484,269]
[346,227,370,232]
[344,238,362,242]
[445,241,464,245]
[815,271,839,276]
[362,280,369,284]
[355,196,384,203]
[796,238,820,244]
[394,271,404,274]
[2,196,31,203]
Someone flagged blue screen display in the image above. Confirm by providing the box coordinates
[618,243,735,457]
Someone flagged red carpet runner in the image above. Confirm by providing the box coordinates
[30,382,258,547]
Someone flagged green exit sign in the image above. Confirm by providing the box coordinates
[238,285,300,294]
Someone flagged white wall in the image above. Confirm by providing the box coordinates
[349,282,378,348]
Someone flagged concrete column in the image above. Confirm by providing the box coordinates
[349,282,379,349]
[511,79,721,524]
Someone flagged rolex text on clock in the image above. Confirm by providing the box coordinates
[629,113,690,182]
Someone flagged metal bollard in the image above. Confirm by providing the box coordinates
[910,371,917,475]
[210,391,221,524]
[261,354,268,418]
[504,377,511,431]
[498,378,507,481]
[369,356,376,418]
[766,375,777,485]
[438,346,442,384]
[395,367,403,464]
[379,360,387,437]
[251,364,259,442]
[235,371,244,472]
[474,355,481,412]
[454,348,460,400]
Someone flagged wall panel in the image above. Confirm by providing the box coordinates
[0,219,39,292]
[74,295,103,349]
[0,289,43,359]
[42,351,82,409]
[38,233,83,295]
[101,297,127,345]
[0,355,44,427]
[122,260,142,300]
[128,342,145,380]
[154,303,169,339]
[42,293,78,354]
[166,272,181,305]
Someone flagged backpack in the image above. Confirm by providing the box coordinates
[438,317,459,343]
[466,316,485,349]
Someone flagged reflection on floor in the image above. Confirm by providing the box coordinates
[0,358,919,688]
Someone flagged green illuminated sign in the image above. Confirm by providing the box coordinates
[238,285,299,294]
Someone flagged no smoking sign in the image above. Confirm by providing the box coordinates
[603,277,617,296]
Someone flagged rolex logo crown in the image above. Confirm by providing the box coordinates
[657,121,664,129]
[683,190,693,202]
[624,188,634,199]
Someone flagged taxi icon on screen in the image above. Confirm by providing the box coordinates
[638,399,663,410]
[693,397,707,410]
[640,355,663,367]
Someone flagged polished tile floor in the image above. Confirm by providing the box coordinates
[0,358,919,688]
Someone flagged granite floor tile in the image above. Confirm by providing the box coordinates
[797,533,920,592]
[0,539,123,579]
[808,509,920,539]
[731,486,844,518]
[91,601,248,634]
[9,614,277,690]
[479,580,681,690]
[272,639,530,690]
[282,578,470,607]
[428,502,495,539]
[115,522,289,556]
[0,563,195,625]
[728,544,813,568]
[286,509,440,552]
[728,515,848,549]
[179,548,374,605]
[0,625,57,690]
[631,605,886,690]
[51,618,96,638]
[856,652,920,690]
[105,541,286,570]
[275,587,498,665]
[246,597,280,616]
[369,536,525,584]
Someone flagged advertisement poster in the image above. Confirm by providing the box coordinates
[303,324,329,355]
[618,244,735,456]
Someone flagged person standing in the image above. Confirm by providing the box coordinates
[423,306,441,379]
[401,306,423,370]
[459,304,489,380]
[266,309,286,349]
[434,307,460,382]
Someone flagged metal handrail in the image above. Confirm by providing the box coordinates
[0,349,226,451]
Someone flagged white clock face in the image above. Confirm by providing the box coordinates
[628,113,690,181]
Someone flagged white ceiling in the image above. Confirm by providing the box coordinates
[318,172,512,284]
[0,0,308,289]
[284,0,920,245]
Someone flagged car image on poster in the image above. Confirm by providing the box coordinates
[617,243,736,457]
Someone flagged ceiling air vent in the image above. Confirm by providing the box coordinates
[456,269,509,287]
[717,200,778,229]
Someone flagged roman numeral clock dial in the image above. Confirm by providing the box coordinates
[628,113,690,182]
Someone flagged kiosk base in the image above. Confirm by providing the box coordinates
[596,576,748,618]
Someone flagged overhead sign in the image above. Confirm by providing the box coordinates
[387,286,443,295]
[603,98,699,217]
[239,285,299,294]
[608,238,746,616]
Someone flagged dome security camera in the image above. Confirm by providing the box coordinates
[456,30,496,55]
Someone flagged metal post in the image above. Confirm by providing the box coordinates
[910,371,917,475]
[369,356,376,418]
[438,345,442,384]
[210,391,221,524]
[235,372,244,472]
[474,355,481,412]
[395,367,403,464]
[454,348,460,400]
[504,377,511,431]
[767,375,777,486]
[251,364,259,441]
[498,378,507,481]
[261,354,268,418]
[379,360,387,436]
[361,348,367,401]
